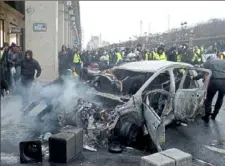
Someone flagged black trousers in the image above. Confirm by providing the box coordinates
[205,79,225,116]
[73,63,81,74]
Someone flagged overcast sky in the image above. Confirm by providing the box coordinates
[80,1,225,47]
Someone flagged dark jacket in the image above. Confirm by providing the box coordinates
[181,49,193,64]
[203,59,225,79]
[8,51,19,68]
[1,51,9,68]
[166,47,177,62]
[18,57,41,80]
[58,51,69,70]
[67,48,75,66]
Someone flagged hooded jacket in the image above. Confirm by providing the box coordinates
[18,50,41,80]
[58,46,69,72]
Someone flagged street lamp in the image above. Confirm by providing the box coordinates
[181,21,187,30]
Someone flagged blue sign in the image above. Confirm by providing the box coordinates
[74,40,79,45]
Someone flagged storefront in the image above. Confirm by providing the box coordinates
[0,1,24,48]
[9,23,22,45]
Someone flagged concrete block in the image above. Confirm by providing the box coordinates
[60,126,83,155]
[49,132,75,163]
[141,153,175,166]
[160,148,192,166]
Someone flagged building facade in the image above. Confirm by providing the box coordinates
[1,1,81,81]
[86,36,101,50]
[0,1,25,48]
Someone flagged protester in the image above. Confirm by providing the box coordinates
[58,45,69,76]
[17,50,41,111]
[193,55,225,122]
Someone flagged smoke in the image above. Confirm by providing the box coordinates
[1,75,99,151]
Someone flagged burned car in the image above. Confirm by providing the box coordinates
[92,61,211,151]
[23,61,211,153]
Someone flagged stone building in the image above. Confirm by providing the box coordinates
[0,1,82,81]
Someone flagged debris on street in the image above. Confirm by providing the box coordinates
[58,99,114,150]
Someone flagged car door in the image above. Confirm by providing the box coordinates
[143,102,165,152]
[174,67,212,121]
[141,70,172,152]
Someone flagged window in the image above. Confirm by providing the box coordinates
[112,69,152,95]
[143,71,171,117]
[173,68,187,91]
[173,68,199,90]
[146,71,171,92]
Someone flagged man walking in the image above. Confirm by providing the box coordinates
[193,55,225,122]
[17,50,41,110]
[58,45,69,76]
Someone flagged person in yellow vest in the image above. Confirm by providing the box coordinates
[0,49,3,60]
[144,49,149,60]
[153,46,167,60]
[192,46,202,64]
[72,48,81,74]
[144,49,154,60]
[149,50,155,60]
[105,50,110,65]
[115,49,123,65]
[177,54,182,62]
[220,50,225,60]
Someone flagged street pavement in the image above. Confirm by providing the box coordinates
[1,95,225,166]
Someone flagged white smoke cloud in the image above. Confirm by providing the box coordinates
[1,76,99,151]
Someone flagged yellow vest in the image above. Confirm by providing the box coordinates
[154,52,167,60]
[0,50,3,59]
[145,52,154,60]
[116,52,122,64]
[105,55,110,62]
[192,49,202,62]
[195,49,201,56]
[73,71,78,76]
[221,52,225,60]
[149,51,154,60]
[73,53,80,63]
[177,55,182,62]
[144,52,149,60]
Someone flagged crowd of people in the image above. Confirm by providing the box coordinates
[1,40,225,121]
[0,42,41,110]
[56,42,225,81]
[57,42,224,123]
[79,43,224,70]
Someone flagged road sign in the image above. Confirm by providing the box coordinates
[74,40,79,45]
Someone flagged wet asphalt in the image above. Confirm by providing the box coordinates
[1,95,225,166]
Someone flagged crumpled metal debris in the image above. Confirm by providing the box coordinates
[58,99,114,150]
[83,145,97,152]
[42,144,49,160]
[38,132,52,143]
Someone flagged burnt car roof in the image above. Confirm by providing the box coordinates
[114,61,192,72]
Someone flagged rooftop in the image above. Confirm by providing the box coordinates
[115,60,192,72]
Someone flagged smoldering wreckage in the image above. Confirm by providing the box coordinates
[21,61,211,162]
